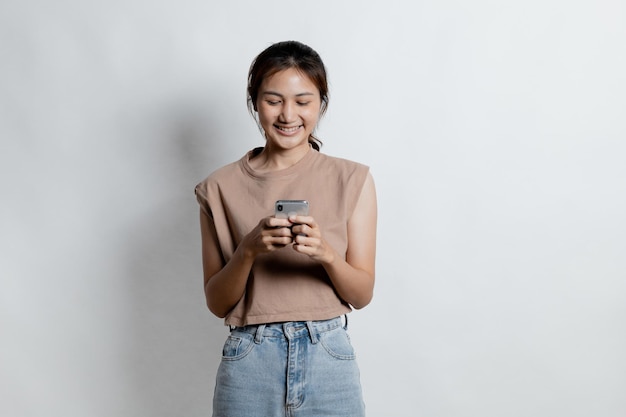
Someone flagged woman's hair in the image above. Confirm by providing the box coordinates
[247,40,329,150]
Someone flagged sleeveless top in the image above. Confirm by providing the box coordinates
[195,147,370,326]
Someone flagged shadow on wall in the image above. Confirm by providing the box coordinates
[124,98,230,417]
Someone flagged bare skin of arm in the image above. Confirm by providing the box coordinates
[199,171,377,316]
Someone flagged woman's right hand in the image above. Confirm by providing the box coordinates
[200,212,294,317]
[241,216,294,258]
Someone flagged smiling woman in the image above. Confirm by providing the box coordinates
[251,68,322,170]
[194,40,377,417]
[247,41,330,151]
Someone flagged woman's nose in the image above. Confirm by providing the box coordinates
[280,101,296,122]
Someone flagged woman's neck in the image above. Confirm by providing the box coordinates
[248,143,311,173]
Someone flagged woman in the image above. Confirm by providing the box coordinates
[195,40,377,417]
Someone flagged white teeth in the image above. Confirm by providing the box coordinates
[276,125,300,132]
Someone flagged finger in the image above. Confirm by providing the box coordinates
[263,226,292,239]
[263,235,292,248]
[275,226,294,237]
[292,238,315,253]
[288,215,314,226]
[293,234,307,245]
[266,217,292,228]
[294,234,321,247]
[272,236,294,246]
[293,224,322,240]
[290,224,307,236]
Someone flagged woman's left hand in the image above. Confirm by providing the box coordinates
[288,215,335,264]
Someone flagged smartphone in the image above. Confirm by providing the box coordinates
[275,200,309,218]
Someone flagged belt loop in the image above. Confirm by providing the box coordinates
[306,321,319,344]
[343,314,349,330]
[254,324,266,344]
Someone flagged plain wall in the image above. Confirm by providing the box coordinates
[1,1,625,416]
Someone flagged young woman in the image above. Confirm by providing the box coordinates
[195,40,377,417]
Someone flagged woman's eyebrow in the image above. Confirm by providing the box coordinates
[262,91,315,97]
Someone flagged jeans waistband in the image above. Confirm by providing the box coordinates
[232,316,347,344]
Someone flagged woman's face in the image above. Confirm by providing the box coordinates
[256,67,322,153]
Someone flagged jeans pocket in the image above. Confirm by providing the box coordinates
[221,332,255,361]
[319,328,356,360]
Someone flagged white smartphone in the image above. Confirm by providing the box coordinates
[275,200,309,218]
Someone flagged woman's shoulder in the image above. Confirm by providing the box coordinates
[194,153,248,197]
[207,159,242,181]
[314,151,370,174]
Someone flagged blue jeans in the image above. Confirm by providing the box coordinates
[213,316,366,417]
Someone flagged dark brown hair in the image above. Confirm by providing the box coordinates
[247,41,329,150]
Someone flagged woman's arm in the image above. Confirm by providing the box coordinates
[199,211,294,317]
[291,172,377,309]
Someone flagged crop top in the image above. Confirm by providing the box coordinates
[195,147,369,326]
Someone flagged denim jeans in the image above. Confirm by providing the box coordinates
[212,316,366,417]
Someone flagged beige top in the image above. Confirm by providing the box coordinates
[195,147,370,326]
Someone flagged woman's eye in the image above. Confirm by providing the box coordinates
[297,101,311,106]
[266,100,280,105]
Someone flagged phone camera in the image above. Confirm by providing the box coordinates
[277,204,283,211]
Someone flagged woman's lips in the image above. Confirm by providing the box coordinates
[274,125,303,135]
[274,125,302,133]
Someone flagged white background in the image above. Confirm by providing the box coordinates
[2,1,625,416]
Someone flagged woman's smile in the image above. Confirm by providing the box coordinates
[275,124,304,135]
